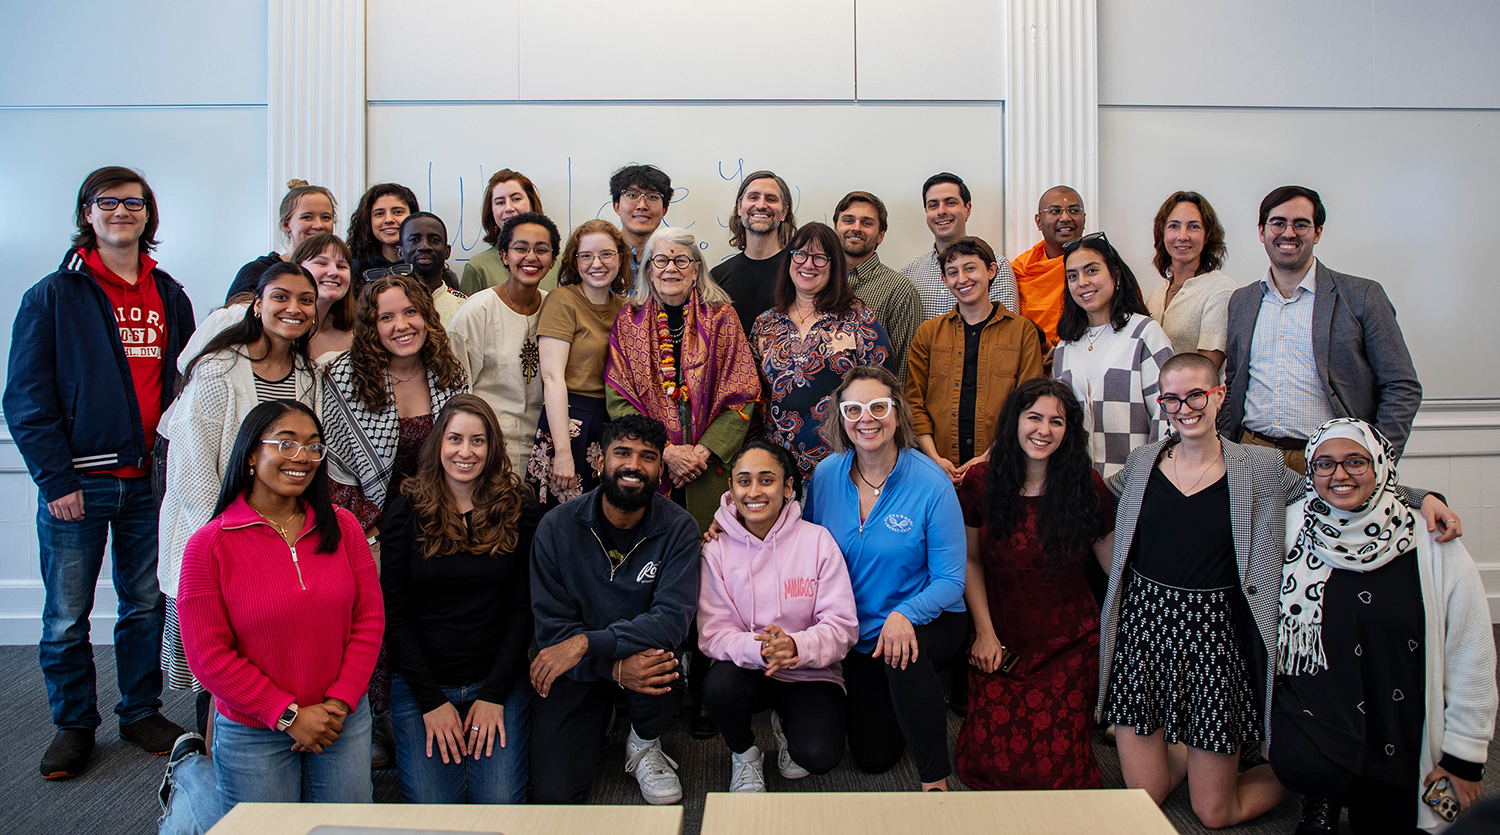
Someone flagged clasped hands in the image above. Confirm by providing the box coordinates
[663,443,712,488]
[530,633,681,698]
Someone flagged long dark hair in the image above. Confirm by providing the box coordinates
[400,395,526,559]
[213,400,341,553]
[183,262,317,386]
[772,222,854,316]
[1056,234,1149,342]
[983,378,1105,570]
[348,183,419,268]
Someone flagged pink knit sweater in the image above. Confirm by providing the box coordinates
[178,495,384,729]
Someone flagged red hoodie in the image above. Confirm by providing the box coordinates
[79,247,166,477]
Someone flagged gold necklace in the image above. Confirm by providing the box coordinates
[500,282,541,316]
[256,506,303,541]
[1171,441,1221,495]
[1086,323,1108,351]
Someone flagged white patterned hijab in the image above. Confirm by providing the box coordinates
[1277,418,1417,675]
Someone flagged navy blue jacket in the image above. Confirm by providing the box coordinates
[4,249,196,502]
[531,486,701,683]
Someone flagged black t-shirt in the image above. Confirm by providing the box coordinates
[379,494,541,713]
[711,249,785,338]
[225,251,281,303]
[957,306,996,462]
[1129,468,1238,589]
[1274,553,1425,785]
[597,495,647,571]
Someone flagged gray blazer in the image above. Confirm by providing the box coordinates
[1094,437,1429,742]
[1219,261,1421,458]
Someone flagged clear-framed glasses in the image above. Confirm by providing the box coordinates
[789,250,831,268]
[93,196,147,212]
[1157,385,1223,413]
[363,263,414,281]
[260,439,327,462]
[576,250,619,264]
[650,253,695,270]
[1309,456,1372,478]
[1263,219,1315,235]
[509,242,553,257]
[839,397,895,421]
[622,189,665,206]
[1041,206,1084,217]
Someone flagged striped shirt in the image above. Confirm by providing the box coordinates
[901,247,1018,322]
[254,368,298,402]
[1243,262,1335,440]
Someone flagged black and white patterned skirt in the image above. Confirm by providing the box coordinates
[1104,568,1260,754]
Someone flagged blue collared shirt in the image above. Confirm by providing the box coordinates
[1242,260,1336,440]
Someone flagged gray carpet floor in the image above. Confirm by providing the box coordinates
[2,639,1497,835]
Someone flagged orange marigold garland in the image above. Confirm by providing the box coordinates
[656,309,682,401]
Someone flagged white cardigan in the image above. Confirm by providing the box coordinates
[1282,499,1497,832]
[156,349,319,598]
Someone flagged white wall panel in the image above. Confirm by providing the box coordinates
[856,0,1006,101]
[366,0,519,101]
[1371,0,1500,109]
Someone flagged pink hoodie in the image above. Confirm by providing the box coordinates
[697,492,859,688]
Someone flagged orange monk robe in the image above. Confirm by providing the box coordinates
[1011,239,1066,346]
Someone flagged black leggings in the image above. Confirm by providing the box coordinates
[700,661,846,774]
[842,609,967,783]
[1271,710,1420,834]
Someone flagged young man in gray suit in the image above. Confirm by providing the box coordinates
[1220,185,1421,470]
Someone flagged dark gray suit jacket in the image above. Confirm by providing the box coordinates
[1219,261,1421,458]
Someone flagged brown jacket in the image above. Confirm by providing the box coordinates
[906,305,1044,466]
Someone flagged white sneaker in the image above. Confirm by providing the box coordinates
[625,730,682,805]
[729,745,766,793]
[770,712,809,779]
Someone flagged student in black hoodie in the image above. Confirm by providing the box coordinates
[528,414,701,805]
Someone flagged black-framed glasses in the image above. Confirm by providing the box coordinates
[363,263,414,282]
[260,439,327,462]
[94,196,147,211]
[1309,456,1372,478]
[1060,231,1111,257]
[1041,206,1084,217]
[1263,219,1315,235]
[790,250,830,268]
[621,189,665,206]
[839,397,894,421]
[577,250,619,264]
[650,254,695,270]
[1157,385,1223,413]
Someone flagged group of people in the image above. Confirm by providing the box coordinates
[6,162,1492,835]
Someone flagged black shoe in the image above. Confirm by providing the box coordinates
[121,712,187,755]
[40,728,94,779]
[158,733,207,811]
[1295,797,1340,835]
[689,712,719,739]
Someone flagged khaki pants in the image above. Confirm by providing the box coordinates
[1240,430,1306,475]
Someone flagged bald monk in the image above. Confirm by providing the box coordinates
[1011,186,1086,346]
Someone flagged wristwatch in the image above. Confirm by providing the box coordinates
[275,702,299,732]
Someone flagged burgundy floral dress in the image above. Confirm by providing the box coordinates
[955,463,1115,790]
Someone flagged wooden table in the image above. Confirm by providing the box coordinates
[700,790,1176,835]
[206,803,683,835]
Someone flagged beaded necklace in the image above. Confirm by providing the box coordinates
[656,309,685,401]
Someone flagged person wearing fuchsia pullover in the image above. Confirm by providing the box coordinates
[698,440,858,792]
[178,400,383,811]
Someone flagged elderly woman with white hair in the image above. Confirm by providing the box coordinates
[604,226,761,533]
[1272,418,1496,834]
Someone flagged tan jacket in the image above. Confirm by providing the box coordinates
[905,305,1044,466]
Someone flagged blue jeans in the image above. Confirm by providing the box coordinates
[37,473,164,729]
[211,695,373,805]
[389,673,531,804]
[157,750,225,835]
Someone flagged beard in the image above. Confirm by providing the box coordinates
[600,466,660,512]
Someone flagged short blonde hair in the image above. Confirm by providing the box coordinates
[819,365,919,455]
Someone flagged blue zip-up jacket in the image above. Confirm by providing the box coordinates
[807,449,966,653]
[3,249,196,502]
[531,485,702,683]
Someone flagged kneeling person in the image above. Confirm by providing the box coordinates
[529,415,701,804]
[699,441,858,791]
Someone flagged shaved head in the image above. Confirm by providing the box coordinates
[1038,186,1082,212]
[1035,186,1086,255]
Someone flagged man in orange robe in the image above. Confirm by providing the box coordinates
[1011,186,1086,346]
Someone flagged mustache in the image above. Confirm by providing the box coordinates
[609,468,651,485]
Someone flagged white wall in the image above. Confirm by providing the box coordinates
[1098,0,1500,613]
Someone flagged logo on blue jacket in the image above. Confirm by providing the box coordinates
[884,514,914,534]
[636,561,659,583]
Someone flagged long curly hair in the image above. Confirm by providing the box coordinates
[347,274,466,411]
[983,377,1107,570]
[347,183,419,269]
[401,395,525,559]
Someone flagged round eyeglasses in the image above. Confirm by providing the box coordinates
[260,439,327,462]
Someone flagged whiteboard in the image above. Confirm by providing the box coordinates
[1098,106,1500,399]
[366,102,1007,275]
